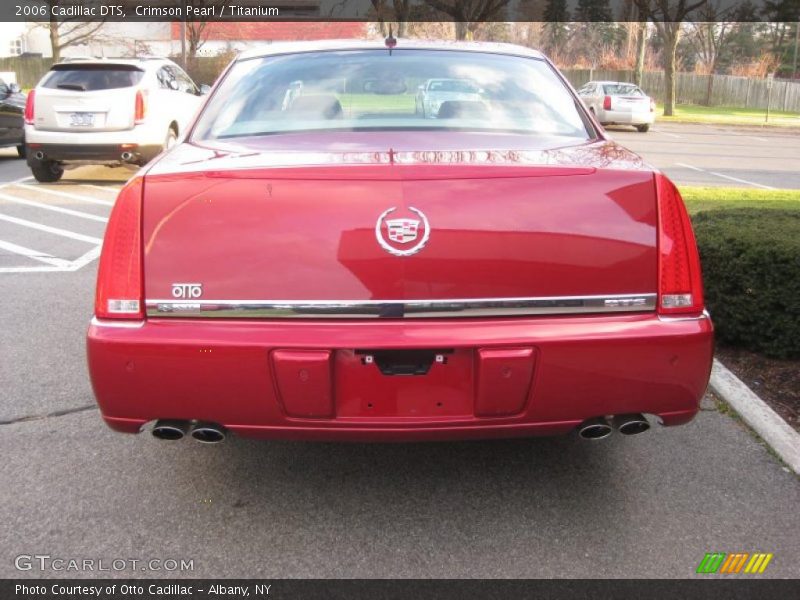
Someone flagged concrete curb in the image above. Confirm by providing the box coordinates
[709,359,800,474]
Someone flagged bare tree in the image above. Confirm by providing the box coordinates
[40,0,106,61]
[634,21,649,86]
[686,2,735,105]
[543,0,570,57]
[423,0,512,40]
[634,0,708,116]
[370,0,413,37]
[182,0,227,68]
[407,21,457,39]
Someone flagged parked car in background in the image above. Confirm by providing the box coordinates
[415,78,486,118]
[577,81,655,132]
[0,77,26,157]
[87,40,712,445]
[24,57,209,182]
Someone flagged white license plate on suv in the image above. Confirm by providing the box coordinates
[70,112,95,127]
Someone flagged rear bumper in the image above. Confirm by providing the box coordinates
[86,312,714,442]
[26,143,162,165]
[598,109,655,126]
[25,124,164,165]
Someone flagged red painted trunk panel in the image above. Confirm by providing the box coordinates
[142,166,657,302]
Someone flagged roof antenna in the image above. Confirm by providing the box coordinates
[385,26,397,55]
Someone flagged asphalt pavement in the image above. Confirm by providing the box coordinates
[1,127,799,579]
[609,121,800,190]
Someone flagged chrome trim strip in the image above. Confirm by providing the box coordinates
[657,309,711,323]
[90,316,146,329]
[145,293,657,319]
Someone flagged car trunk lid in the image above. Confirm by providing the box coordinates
[614,96,651,113]
[142,143,658,317]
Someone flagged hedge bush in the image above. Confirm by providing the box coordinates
[692,209,800,359]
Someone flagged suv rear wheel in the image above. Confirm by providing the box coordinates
[30,160,64,183]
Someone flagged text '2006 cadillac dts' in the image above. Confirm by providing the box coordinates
[87,40,713,444]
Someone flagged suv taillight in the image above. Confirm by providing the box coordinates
[134,89,147,124]
[656,173,704,315]
[24,89,35,124]
[603,95,612,110]
[94,177,144,320]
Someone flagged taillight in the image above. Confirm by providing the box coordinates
[24,89,35,124]
[134,89,147,124]
[603,95,611,110]
[656,174,704,315]
[650,99,655,112]
[94,177,144,320]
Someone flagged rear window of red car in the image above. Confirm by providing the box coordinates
[193,49,592,141]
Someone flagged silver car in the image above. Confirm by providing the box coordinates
[577,81,655,132]
[415,78,485,119]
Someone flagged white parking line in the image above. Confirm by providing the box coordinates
[675,162,777,190]
[0,239,71,268]
[0,213,103,244]
[81,184,121,194]
[0,178,110,273]
[704,171,777,190]
[652,128,682,139]
[0,192,108,223]
[13,183,114,206]
[0,243,102,273]
[0,176,34,187]
[0,264,71,273]
[70,244,102,270]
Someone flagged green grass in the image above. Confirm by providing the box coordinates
[289,93,800,128]
[656,104,800,127]
[680,186,800,214]
[338,93,416,113]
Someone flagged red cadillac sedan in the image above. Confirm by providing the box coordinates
[87,40,713,444]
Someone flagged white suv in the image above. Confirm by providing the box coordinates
[24,57,208,182]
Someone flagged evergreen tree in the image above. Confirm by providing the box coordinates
[543,0,570,56]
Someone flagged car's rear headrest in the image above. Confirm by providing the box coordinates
[287,94,342,119]
[437,100,489,120]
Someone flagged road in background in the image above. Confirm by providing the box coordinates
[610,122,800,190]
[4,122,798,190]
[1,132,798,579]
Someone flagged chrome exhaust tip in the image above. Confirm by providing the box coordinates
[613,414,651,436]
[190,422,226,444]
[121,151,133,161]
[34,151,45,160]
[152,419,189,441]
[578,417,613,440]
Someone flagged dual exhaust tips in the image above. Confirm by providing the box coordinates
[152,419,226,444]
[154,415,649,443]
[578,414,650,440]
